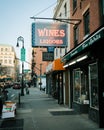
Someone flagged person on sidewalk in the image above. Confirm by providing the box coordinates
[25,83,29,94]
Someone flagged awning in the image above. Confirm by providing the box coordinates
[52,58,65,71]
[61,27,104,63]
[46,58,65,73]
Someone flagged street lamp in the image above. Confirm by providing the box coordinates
[16,36,25,96]
[39,63,42,90]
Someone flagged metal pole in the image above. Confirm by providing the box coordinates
[40,64,42,90]
[21,61,24,96]
[16,36,25,96]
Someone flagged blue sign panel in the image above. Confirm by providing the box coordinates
[47,47,54,52]
[32,22,68,47]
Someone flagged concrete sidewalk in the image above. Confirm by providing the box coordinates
[0,87,101,130]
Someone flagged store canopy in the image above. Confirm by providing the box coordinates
[46,58,65,73]
[61,27,104,63]
[52,58,65,71]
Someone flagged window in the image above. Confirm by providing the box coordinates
[73,68,88,104]
[64,3,67,17]
[73,0,77,11]
[74,26,79,47]
[73,69,81,103]
[56,48,58,57]
[84,10,90,36]
[89,63,99,109]
[1,48,3,51]
[5,48,8,51]
[102,0,104,15]
[4,59,7,64]
[59,13,62,17]
[101,0,104,24]
[9,59,12,64]
[0,60,2,64]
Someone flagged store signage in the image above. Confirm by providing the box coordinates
[32,22,68,47]
[42,52,54,61]
[62,27,104,62]
[47,47,54,52]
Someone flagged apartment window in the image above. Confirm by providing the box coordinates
[9,59,12,64]
[60,48,62,54]
[100,0,104,24]
[4,59,7,64]
[73,0,77,11]
[84,10,90,36]
[5,48,8,51]
[102,0,104,15]
[1,48,3,51]
[64,3,67,17]
[59,13,62,17]
[74,26,79,47]
[0,60,2,64]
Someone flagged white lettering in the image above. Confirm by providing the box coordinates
[71,50,78,57]
[89,34,101,45]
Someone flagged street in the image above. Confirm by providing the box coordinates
[0,87,101,130]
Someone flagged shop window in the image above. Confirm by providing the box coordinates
[89,63,99,109]
[73,68,89,104]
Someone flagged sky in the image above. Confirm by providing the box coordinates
[0,0,57,69]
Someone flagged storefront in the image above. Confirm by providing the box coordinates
[61,26,104,127]
[46,58,65,104]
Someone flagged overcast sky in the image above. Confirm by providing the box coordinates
[0,0,57,69]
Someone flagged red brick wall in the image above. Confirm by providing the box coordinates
[70,0,100,50]
[33,48,48,76]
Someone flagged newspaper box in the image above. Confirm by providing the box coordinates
[2,101,16,119]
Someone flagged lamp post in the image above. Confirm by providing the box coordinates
[16,36,25,96]
[39,63,42,90]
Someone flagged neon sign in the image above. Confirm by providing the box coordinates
[32,22,68,47]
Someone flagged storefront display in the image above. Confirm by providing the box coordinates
[89,62,99,109]
[73,68,89,104]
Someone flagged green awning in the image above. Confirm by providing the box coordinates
[61,27,104,63]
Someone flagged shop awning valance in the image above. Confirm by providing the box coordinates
[61,27,104,63]
[46,58,65,73]
[52,58,65,71]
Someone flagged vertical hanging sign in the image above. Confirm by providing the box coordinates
[21,48,26,61]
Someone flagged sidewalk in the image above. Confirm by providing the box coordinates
[0,87,101,130]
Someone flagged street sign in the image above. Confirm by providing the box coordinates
[24,69,31,73]
[21,48,26,61]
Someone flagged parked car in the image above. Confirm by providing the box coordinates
[13,82,21,89]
